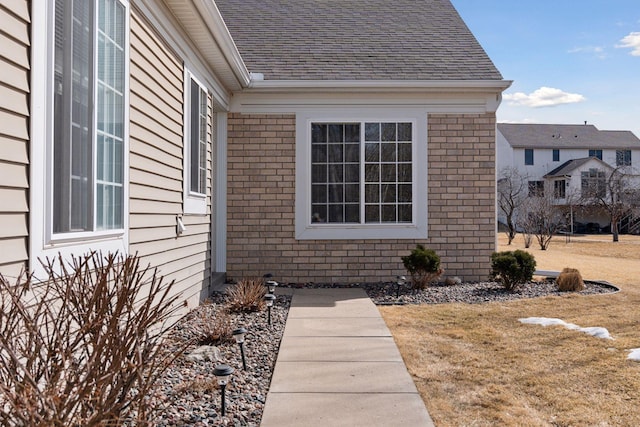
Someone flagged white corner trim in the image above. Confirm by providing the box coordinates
[214,112,228,273]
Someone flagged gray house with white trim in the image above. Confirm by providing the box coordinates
[497,123,640,233]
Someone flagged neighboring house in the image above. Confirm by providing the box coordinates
[497,123,640,232]
[0,0,509,313]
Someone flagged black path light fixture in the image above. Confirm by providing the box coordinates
[213,364,234,416]
[264,293,276,326]
[263,272,279,294]
[232,327,248,370]
[396,275,407,298]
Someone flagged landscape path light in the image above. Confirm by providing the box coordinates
[263,273,278,293]
[232,327,248,370]
[264,293,276,326]
[396,275,407,298]
[213,364,234,416]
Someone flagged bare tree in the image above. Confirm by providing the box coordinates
[520,192,565,250]
[580,166,639,242]
[497,167,528,245]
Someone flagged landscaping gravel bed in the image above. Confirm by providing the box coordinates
[149,292,291,427]
[149,279,617,425]
[361,279,619,305]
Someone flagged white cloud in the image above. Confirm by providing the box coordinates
[616,32,640,56]
[503,87,587,108]
[568,46,606,59]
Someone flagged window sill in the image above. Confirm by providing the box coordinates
[295,223,427,240]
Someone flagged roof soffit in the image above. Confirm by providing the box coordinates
[145,0,251,97]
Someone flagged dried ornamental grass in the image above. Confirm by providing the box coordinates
[226,278,266,312]
[556,267,585,292]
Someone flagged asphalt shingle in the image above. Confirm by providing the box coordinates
[214,0,503,81]
[498,123,640,149]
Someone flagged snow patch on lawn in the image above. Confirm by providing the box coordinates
[628,349,640,361]
[519,317,613,340]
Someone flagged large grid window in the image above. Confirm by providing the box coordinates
[581,168,606,198]
[616,149,631,167]
[553,180,566,199]
[528,180,544,197]
[53,0,126,233]
[311,122,412,224]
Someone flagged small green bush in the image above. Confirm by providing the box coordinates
[556,268,585,292]
[490,250,536,291]
[401,244,444,289]
[226,278,266,312]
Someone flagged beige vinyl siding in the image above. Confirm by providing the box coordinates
[129,10,213,312]
[0,0,30,278]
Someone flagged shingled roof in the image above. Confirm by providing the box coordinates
[214,0,503,81]
[544,158,603,178]
[498,123,640,149]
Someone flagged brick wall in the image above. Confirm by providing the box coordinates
[226,112,497,284]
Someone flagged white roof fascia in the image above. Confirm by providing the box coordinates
[232,79,512,114]
[191,0,251,88]
[247,79,513,92]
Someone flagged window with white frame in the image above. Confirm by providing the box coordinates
[296,109,428,240]
[53,0,127,234]
[311,122,412,224]
[183,70,209,214]
[588,149,603,160]
[616,149,631,167]
[524,148,534,165]
[581,168,606,198]
[553,179,566,199]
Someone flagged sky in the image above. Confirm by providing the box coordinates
[451,1,640,138]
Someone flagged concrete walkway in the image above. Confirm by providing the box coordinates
[260,288,435,427]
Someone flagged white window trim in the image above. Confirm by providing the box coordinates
[183,67,209,215]
[295,108,428,240]
[30,0,130,280]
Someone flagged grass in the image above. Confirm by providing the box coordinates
[380,233,640,426]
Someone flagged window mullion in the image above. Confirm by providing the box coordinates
[360,123,365,225]
[91,0,99,231]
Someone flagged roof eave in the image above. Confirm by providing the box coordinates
[246,79,513,93]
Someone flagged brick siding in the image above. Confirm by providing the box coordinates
[226,113,497,284]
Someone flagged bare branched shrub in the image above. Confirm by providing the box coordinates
[193,308,233,345]
[0,252,184,426]
[556,268,585,292]
[226,278,266,312]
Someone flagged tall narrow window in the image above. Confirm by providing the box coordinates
[552,149,560,162]
[524,149,534,165]
[53,0,126,233]
[190,79,207,194]
[183,70,209,214]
